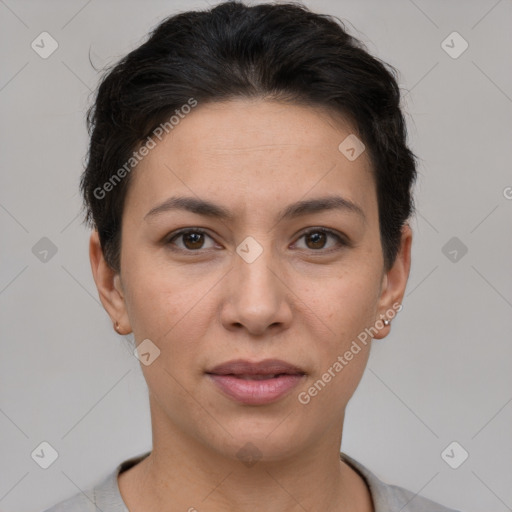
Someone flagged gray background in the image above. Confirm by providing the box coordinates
[1,1,511,511]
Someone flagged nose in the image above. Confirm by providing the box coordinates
[220,241,293,337]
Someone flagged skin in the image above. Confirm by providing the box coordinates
[90,98,412,512]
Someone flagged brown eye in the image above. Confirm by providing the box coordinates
[182,231,205,250]
[167,229,216,252]
[305,230,327,249]
[295,228,346,252]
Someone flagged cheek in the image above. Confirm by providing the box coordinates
[128,289,209,360]
[300,346,371,425]
[296,273,377,416]
[121,244,213,339]
[122,270,177,340]
[306,265,381,341]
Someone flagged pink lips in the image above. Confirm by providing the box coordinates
[206,359,306,405]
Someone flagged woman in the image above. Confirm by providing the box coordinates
[44,1,461,511]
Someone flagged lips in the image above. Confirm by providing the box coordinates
[206,359,306,405]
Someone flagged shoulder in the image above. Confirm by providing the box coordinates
[41,471,124,512]
[40,490,96,512]
[41,451,151,512]
[374,481,462,512]
[340,452,462,512]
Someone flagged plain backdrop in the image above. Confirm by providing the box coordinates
[1,1,511,511]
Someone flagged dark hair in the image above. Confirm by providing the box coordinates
[81,0,417,272]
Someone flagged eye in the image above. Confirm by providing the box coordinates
[165,227,347,254]
[293,227,347,252]
[166,228,218,252]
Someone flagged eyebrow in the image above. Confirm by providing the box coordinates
[144,195,366,223]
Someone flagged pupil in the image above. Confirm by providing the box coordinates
[307,231,325,249]
[185,232,203,249]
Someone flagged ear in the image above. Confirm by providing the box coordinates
[89,230,132,335]
[373,223,412,340]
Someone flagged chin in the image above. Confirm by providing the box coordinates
[204,418,312,464]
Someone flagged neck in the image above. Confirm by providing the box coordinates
[118,400,373,512]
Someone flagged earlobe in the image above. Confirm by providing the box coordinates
[373,223,412,340]
[89,231,132,335]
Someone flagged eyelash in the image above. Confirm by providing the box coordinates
[165,227,348,254]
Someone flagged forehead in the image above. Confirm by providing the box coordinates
[125,99,377,224]
[155,99,365,162]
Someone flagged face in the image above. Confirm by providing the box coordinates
[91,98,411,462]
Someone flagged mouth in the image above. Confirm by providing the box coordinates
[206,359,306,405]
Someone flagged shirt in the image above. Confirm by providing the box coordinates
[41,451,461,512]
